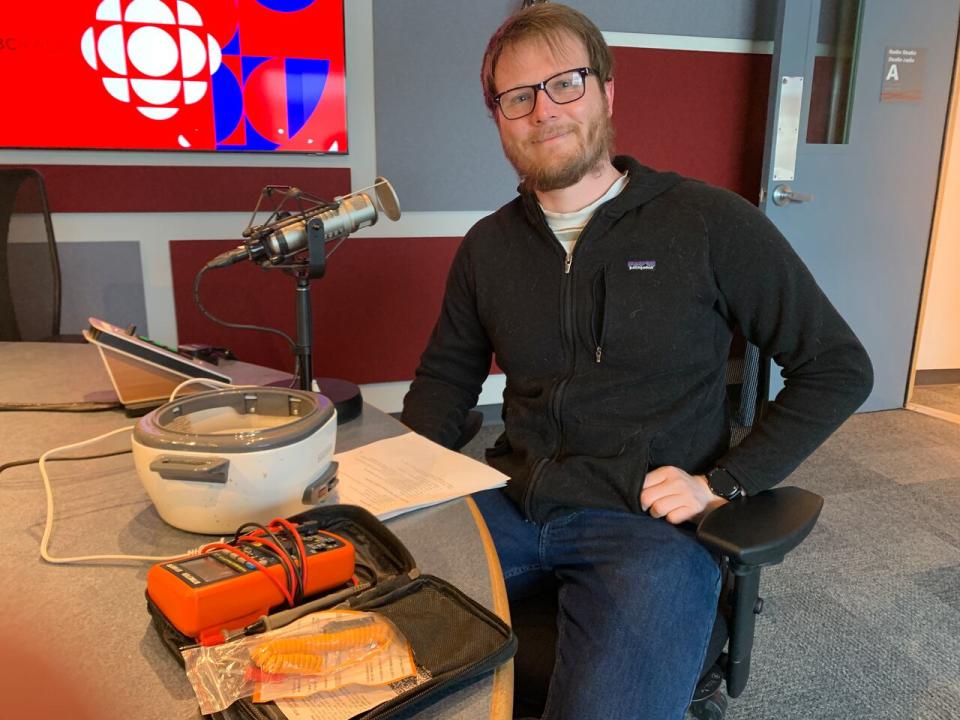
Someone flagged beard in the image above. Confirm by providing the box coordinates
[502,104,614,193]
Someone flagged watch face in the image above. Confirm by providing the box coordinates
[708,468,740,499]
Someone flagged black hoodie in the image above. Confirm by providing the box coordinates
[402,156,873,523]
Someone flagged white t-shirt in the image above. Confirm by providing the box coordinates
[541,172,629,255]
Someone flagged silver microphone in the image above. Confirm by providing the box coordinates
[206,178,401,269]
[260,193,374,262]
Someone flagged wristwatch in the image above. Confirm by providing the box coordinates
[705,466,743,500]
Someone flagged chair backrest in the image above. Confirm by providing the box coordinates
[725,331,770,447]
[0,168,61,341]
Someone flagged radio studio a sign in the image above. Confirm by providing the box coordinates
[881,47,926,102]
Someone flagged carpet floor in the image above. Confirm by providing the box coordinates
[913,384,960,419]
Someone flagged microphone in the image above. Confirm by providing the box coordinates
[205,178,401,269]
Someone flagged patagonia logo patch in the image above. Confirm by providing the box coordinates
[627,260,656,271]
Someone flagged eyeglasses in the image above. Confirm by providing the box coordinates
[494,67,598,120]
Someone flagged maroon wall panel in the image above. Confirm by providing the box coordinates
[611,47,771,201]
[2,165,351,213]
[171,236,459,383]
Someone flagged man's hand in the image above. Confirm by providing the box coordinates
[640,466,727,524]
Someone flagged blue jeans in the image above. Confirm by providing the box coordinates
[473,488,721,720]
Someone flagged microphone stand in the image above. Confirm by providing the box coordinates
[269,213,363,423]
[214,181,399,425]
[294,271,314,392]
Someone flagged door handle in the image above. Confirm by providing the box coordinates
[772,184,813,206]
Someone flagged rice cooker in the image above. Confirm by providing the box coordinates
[132,387,338,534]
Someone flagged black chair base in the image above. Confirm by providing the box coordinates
[688,663,728,719]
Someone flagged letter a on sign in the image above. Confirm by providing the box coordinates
[886,64,899,81]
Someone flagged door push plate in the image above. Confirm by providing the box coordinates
[773,76,803,181]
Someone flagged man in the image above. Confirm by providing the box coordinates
[401,4,873,719]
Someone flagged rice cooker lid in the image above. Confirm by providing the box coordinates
[133,387,334,453]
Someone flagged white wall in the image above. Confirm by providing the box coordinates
[917,35,960,371]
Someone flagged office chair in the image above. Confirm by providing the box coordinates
[455,337,824,720]
[0,167,72,342]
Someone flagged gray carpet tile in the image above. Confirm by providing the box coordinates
[913,384,960,418]
[914,565,960,614]
[847,444,960,485]
[781,443,898,497]
[459,408,960,719]
[822,409,960,456]
[906,479,960,551]
[725,587,950,720]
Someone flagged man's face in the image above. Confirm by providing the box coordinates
[493,34,614,193]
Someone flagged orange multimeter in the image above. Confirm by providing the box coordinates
[147,524,355,640]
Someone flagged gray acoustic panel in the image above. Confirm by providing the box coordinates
[372,1,774,212]
[9,241,148,338]
[60,242,148,335]
[373,1,517,212]
[566,0,775,39]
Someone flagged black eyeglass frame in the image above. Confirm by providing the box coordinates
[493,67,599,120]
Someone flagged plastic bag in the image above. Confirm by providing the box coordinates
[182,610,416,714]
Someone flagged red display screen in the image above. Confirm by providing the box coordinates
[0,0,347,153]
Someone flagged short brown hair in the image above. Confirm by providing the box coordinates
[481,3,613,116]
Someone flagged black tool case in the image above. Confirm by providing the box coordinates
[146,504,517,720]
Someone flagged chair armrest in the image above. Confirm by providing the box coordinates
[696,487,823,697]
[695,486,823,567]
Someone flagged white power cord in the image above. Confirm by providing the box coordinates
[37,379,246,565]
[169,376,236,399]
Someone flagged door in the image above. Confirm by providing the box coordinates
[759,0,960,411]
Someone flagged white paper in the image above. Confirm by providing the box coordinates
[329,432,507,519]
[273,684,398,720]
[274,670,430,720]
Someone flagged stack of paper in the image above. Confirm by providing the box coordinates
[329,432,508,519]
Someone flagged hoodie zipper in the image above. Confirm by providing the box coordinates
[591,268,607,363]
[523,248,574,518]
[523,208,605,519]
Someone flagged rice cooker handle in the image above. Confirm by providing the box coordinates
[150,455,230,483]
[302,461,339,504]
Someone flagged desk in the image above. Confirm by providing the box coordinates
[0,343,512,720]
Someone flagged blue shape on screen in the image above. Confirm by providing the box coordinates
[211,64,243,143]
[222,28,241,55]
[238,119,280,151]
[285,58,329,137]
[254,0,315,11]
[241,56,270,83]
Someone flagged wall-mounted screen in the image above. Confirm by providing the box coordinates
[1,0,347,153]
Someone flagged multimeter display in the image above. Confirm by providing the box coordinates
[174,555,238,584]
[147,523,356,640]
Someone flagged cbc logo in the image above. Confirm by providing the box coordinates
[81,0,221,135]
